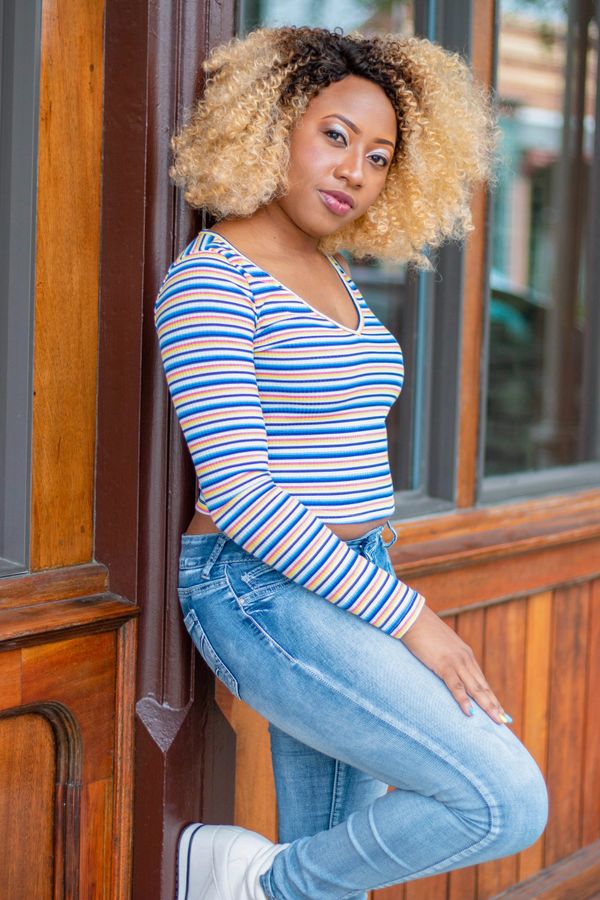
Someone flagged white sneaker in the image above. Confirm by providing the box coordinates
[177,822,290,899]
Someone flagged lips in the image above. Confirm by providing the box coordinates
[318,190,354,216]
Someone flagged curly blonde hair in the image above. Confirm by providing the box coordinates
[169,25,502,270]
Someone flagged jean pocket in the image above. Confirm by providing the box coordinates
[180,603,241,700]
[225,560,287,609]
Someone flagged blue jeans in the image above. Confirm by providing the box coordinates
[177,522,548,899]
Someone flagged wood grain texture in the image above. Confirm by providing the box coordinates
[22,631,116,783]
[456,0,496,509]
[0,650,22,708]
[30,0,104,569]
[582,579,600,845]
[545,584,590,866]
[0,562,109,610]
[491,838,600,899]
[477,599,527,897]
[518,592,552,881]
[0,714,55,899]
[0,619,136,896]
[448,607,487,900]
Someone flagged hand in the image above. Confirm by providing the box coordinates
[400,605,510,725]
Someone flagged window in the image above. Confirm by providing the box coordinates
[481,0,600,501]
[0,0,42,575]
[233,0,599,516]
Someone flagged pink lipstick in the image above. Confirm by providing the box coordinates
[318,190,353,216]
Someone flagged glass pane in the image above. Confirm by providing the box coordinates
[235,0,423,492]
[484,0,599,476]
[0,0,41,575]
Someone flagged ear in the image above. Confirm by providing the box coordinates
[333,252,351,276]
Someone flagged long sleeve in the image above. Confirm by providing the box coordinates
[154,248,425,639]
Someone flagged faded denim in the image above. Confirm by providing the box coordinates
[177,522,548,899]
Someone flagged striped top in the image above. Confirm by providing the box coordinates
[154,230,425,639]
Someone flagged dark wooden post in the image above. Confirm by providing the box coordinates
[97,1,237,895]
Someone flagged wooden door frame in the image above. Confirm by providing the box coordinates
[97,1,236,896]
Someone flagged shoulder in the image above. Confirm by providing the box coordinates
[156,242,254,304]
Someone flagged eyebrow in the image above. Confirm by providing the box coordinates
[320,113,395,148]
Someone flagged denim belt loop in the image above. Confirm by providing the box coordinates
[200,532,229,579]
[383,520,398,548]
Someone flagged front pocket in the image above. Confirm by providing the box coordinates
[181,605,241,700]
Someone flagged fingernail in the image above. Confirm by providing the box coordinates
[500,712,513,724]
[469,705,475,715]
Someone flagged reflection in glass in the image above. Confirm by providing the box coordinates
[485,0,598,476]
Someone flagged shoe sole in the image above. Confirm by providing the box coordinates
[177,823,205,900]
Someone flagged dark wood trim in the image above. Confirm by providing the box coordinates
[111,618,137,900]
[491,838,600,899]
[98,1,236,897]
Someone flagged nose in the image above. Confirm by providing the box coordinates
[333,148,365,188]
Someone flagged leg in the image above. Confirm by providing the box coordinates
[268,721,389,900]
[178,534,548,898]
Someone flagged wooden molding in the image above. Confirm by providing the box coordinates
[31,0,104,570]
[0,594,138,650]
[0,562,109,610]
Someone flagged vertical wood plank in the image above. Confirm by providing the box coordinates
[477,598,527,897]
[582,578,600,844]
[31,0,104,568]
[405,874,448,899]
[80,779,113,900]
[448,607,486,900]
[518,591,552,881]
[544,584,590,866]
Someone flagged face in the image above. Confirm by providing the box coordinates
[276,75,397,237]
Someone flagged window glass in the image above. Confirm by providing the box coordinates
[485,0,599,477]
[0,0,41,575]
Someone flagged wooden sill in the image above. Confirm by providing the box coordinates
[390,487,600,575]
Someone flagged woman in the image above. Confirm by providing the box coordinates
[154,25,548,900]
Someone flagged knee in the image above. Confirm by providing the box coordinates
[486,752,549,855]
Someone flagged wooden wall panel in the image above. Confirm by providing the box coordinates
[0,613,136,898]
[31,0,104,569]
[0,714,55,898]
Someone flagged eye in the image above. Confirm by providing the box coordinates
[324,128,347,145]
[369,153,390,168]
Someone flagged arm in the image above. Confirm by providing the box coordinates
[154,248,426,639]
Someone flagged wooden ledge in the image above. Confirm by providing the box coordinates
[0,562,110,610]
[0,594,139,650]
[390,489,600,576]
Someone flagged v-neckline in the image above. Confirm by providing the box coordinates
[203,230,364,335]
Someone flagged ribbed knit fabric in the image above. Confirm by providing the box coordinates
[154,230,425,638]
